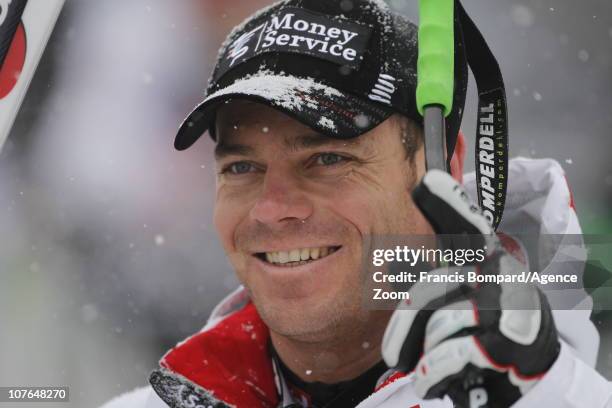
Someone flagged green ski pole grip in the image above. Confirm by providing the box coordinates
[416,0,454,117]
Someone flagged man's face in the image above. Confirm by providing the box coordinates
[213,101,432,341]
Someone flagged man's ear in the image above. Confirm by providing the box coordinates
[450,131,466,183]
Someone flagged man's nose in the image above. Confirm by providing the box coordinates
[249,169,313,225]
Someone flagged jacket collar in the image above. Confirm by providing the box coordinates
[149,293,407,408]
[151,301,280,407]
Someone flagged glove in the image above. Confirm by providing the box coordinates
[381,170,560,408]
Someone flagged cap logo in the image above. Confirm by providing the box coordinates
[218,7,372,77]
[368,73,396,105]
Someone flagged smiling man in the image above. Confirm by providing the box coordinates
[102,1,612,407]
[213,101,430,388]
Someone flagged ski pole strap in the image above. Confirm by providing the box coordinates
[455,0,508,230]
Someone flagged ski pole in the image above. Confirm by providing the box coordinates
[416,4,509,407]
[417,0,455,172]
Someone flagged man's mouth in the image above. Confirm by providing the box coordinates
[254,246,341,267]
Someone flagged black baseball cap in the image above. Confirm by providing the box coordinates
[174,0,468,156]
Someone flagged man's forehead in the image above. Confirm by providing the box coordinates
[214,100,376,158]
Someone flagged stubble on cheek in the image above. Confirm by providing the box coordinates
[253,272,365,339]
[213,194,253,290]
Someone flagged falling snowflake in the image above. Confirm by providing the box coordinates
[81,304,99,323]
[354,114,370,129]
[511,5,534,28]
[142,72,154,84]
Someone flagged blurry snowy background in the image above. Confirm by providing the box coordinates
[0,0,611,406]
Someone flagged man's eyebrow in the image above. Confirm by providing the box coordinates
[283,133,363,152]
[214,132,368,160]
[214,143,255,160]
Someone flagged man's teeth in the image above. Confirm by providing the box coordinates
[264,247,336,265]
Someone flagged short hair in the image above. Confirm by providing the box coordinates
[391,114,423,161]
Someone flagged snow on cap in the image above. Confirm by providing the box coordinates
[174,0,467,151]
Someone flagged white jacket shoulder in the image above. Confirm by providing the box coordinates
[99,386,166,408]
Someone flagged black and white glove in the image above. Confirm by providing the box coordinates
[382,170,560,408]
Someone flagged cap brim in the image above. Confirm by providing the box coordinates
[174,73,393,150]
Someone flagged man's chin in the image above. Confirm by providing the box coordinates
[253,287,334,315]
[258,300,339,341]
[252,292,349,339]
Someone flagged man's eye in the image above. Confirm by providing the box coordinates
[224,162,255,175]
[314,153,348,166]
